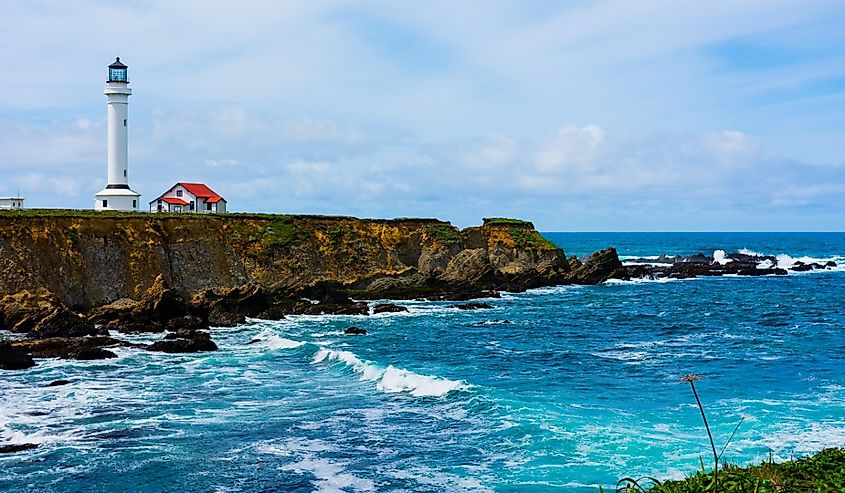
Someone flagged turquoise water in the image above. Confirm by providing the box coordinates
[1,233,844,492]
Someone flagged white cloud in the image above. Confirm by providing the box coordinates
[535,125,606,173]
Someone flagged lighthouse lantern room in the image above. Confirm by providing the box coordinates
[95,57,140,211]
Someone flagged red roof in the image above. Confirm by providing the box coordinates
[162,197,188,205]
[178,182,224,202]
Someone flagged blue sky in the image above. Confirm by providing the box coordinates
[0,1,843,231]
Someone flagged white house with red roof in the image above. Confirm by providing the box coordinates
[149,183,227,213]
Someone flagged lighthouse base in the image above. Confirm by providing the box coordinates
[95,187,141,211]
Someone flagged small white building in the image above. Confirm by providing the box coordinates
[149,183,227,213]
[0,197,24,210]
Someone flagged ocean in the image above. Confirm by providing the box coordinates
[1,232,844,492]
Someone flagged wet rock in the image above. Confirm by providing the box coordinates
[47,379,71,387]
[190,283,269,327]
[102,319,164,334]
[164,315,208,333]
[142,275,188,322]
[74,347,118,360]
[148,331,217,353]
[344,327,367,335]
[0,443,39,454]
[0,341,35,370]
[87,277,189,331]
[86,298,142,324]
[450,302,494,310]
[566,248,627,284]
[10,336,123,360]
[372,303,408,314]
[292,300,369,316]
[0,289,95,338]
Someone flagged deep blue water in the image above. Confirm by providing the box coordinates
[1,233,844,492]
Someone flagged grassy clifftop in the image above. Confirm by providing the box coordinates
[0,210,568,308]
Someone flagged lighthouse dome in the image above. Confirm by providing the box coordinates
[108,57,128,83]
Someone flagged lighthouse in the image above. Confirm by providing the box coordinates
[94,57,140,211]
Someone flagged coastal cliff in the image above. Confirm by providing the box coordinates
[0,212,569,309]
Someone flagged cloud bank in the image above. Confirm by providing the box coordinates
[0,1,843,230]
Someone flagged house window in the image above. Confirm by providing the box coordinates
[174,205,182,212]
[206,202,212,211]
[123,119,127,127]
[176,190,183,197]
[102,199,108,207]
[189,201,194,211]
[124,170,127,177]
[132,200,137,208]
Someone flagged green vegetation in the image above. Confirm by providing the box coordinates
[611,375,845,492]
[483,217,532,225]
[428,224,463,246]
[258,219,304,250]
[612,449,845,492]
[65,227,80,247]
[509,227,558,250]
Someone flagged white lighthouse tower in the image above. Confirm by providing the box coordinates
[94,57,140,211]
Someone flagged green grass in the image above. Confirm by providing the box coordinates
[258,219,304,250]
[612,448,845,492]
[483,217,532,225]
[428,224,463,246]
[509,227,558,250]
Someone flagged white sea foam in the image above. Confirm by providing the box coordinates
[605,277,679,284]
[250,328,306,350]
[312,348,468,397]
[712,249,731,265]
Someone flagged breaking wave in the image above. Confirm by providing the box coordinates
[312,348,468,397]
[251,328,307,350]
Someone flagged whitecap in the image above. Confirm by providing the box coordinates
[312,348,468,397]
[250,328,306,350]
[713,249,732,265]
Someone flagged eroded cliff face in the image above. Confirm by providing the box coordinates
[0,213,568,308]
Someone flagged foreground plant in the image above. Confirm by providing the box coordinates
[609,374,845,492]
[609,448,845,492]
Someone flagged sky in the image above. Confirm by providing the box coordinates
[1,1,844,231]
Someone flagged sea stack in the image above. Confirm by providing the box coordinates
[94,57,140,211]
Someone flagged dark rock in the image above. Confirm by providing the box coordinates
[190,283,269,327]
[86,277,190,331]
[0,341,35,370]
[292,300,370,316]
[142,275,187,322]
[372,303,408,314]
[566,248,627,284]
[685,253,710,263]
[0,289,95,338]
[344,327,367,335]
[164,315,208,333]
[0,443,39,454]
[300,281,354,305]
[47,379,71,387]
[450,302,494,310]
[148,331,217,353]
[74,347,117,360]
[825,260,838,268]
[207,307,246,327]
[86,298,142,324]
[103,319,164,334]
[10,336,124,360]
